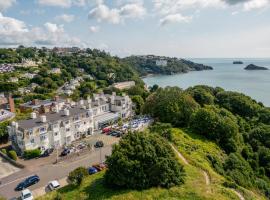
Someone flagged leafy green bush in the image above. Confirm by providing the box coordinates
[1,149,7,155]
[24,149,41,159]
[68,167,88,186]
[54,193,63,200]
[105,132,185,189]
[8,150,18,161]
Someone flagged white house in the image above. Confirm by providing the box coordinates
[8,92,133,154]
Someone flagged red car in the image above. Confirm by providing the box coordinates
[102,127,111,134]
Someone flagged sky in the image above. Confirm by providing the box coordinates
[0,0,270,58]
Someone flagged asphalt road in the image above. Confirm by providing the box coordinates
[0,146,112,199]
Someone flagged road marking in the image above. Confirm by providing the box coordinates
[0,174,35,188]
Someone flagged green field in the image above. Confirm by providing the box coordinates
[38,129,266,200]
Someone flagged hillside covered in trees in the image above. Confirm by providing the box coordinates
[123,55,213,76]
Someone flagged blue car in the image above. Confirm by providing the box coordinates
[15,175,40,191]
[88,167,98,175]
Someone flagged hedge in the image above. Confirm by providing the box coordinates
[1,149,7,155]
[8,150,18,161]
[24,149,41,159]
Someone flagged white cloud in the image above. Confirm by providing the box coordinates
[0,12,83,47]
[0,0,16,11]
[119,3,146,18]
[55,14,74,23]
[37,0,87,8]
[160,13,192,26]
[243,0,269,11]
[89,25,100,33]
[88,2,146,24]
[88,4,121,24]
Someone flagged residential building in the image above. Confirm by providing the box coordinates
[156,59,167,67]
[9,77,18,83]
[0,109,15,122]
[0,95,15,113]
[0,64,15,73]
[49,68,61,74]
[112,81,135,90]
[9,93,133,154]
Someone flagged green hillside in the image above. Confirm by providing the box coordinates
[38,128,265,200]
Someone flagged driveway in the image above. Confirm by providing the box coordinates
[0,157,20,179]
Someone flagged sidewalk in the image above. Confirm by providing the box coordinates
[32,177,68,198]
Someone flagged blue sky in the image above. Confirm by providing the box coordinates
[0,0,270,57]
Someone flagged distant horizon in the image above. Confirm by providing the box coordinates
[1,0,270,58]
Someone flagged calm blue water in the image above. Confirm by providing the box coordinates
[143,58,270,107]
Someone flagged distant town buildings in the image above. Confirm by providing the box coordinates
[9,92,133,154]
[0,64,15,73]
[49,68,61,74]
[15,58,39,68]
[8,77,19,83]
[112,81,135,90]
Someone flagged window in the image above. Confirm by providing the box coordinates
[53,124,58,128]
[65,120,69,125]
[30,138,34,144]
[66,128,70,132]
[39,127,46,133]
[73,116,79,121]
[40,134,47,141]
[54,132,58,136]
[28,129,33,135]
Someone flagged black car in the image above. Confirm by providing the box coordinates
[110,131,121,137]
[15,175,40,191]
[40,148,54,157]
[94,141,104,148]
[60,148,70,156]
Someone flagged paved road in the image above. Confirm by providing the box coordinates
[0,157,20,179]
[0,146,112,199]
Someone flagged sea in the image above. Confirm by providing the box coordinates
[143,58,270,107]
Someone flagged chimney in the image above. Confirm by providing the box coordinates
[31,112,37,119]
[40,115,46,123]
[32,99,39,105]
[64,109,70,116]
[8,96,15,113]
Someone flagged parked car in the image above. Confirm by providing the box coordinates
[15,175,40,191]
[47,180,60,191]
[102,127,111,134]
[88,167,98,175]
[110,131,121,137]
[92,163,107,171]
[60,148,70,156]
[40,148,54,157]
[21,189,33,200]
[77,143,86,150]
[94,141,104,148]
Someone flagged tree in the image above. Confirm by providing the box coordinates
[190,106,240,153]
[150,122,173,141]
[186,86,215,106]
[131,95,144,114]
[143,87,199,126]
[68,167,88,186]
[105,132,185,189]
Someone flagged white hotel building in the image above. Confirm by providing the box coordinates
[8,92,133,154]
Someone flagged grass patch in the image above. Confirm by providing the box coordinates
[38,128,266,200]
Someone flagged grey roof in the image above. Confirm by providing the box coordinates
[17,107,88,129]
[20,99,65,109]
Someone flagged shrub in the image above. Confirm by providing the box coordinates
[105,132,185,189]
[68,167,88,186]
[54,193,63,200]
[1,149,7,155]
[8,150,17,161]
[24,149,41,159]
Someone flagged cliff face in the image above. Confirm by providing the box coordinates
[123,55,213,76]
[244,64,269,70]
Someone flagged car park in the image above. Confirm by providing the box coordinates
[15,175,40,191]
[94,141,104,148]
[21,189,33,200]
[88,167,98,174]
[47,180,60,191]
